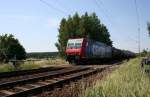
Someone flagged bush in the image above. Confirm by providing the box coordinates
[0,34,26,62]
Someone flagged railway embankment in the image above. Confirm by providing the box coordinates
[83,58,150,97]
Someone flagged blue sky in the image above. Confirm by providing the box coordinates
[0,0,149,53]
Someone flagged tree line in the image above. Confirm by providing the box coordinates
[27,52,59,59]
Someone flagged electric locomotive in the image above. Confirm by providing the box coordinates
[65,37,135,64]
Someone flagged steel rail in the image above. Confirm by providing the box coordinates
[0,68,101,97]
[0,67,89,89]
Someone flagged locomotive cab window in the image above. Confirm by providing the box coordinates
[75,43,81,48]
[67,43,74,49]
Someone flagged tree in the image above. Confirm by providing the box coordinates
[56,12,112,57]
[141,49,148,57]
[147,22,150,37]
[0,34,26,62]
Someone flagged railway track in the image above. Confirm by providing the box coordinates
[0,66,110,97]
[0,67,64,79]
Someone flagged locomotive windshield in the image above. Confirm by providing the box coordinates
[67,38,83,49]
[67,43,82,49]
[75,43,81,48]
[67,43,74,48]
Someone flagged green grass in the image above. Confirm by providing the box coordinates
[19,62,41,70]
[0,63,15,72]
[0,58,68,72]
[83,58,150,97]
[144,64,150,69]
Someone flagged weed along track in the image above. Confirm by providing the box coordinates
[0,65,111,97]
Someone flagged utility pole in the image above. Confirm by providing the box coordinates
[138,27,141,55]
[134,0,141,56]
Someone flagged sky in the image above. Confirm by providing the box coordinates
[0,0,150,53]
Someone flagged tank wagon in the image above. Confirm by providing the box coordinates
[65,38,135,64]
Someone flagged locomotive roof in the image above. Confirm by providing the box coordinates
[68,38,84,43]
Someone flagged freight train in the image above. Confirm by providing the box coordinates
[65,38,135,64]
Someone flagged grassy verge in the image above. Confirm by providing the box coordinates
[0,58,68,72]
[20,58,68,70]
[83,58,150,97]
[0,63,15,72]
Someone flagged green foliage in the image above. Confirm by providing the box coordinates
[140,49,148,57]
[83,58,150,97]
[139,49,150,57]
[0,34,26,62]
[56,12,112,57]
